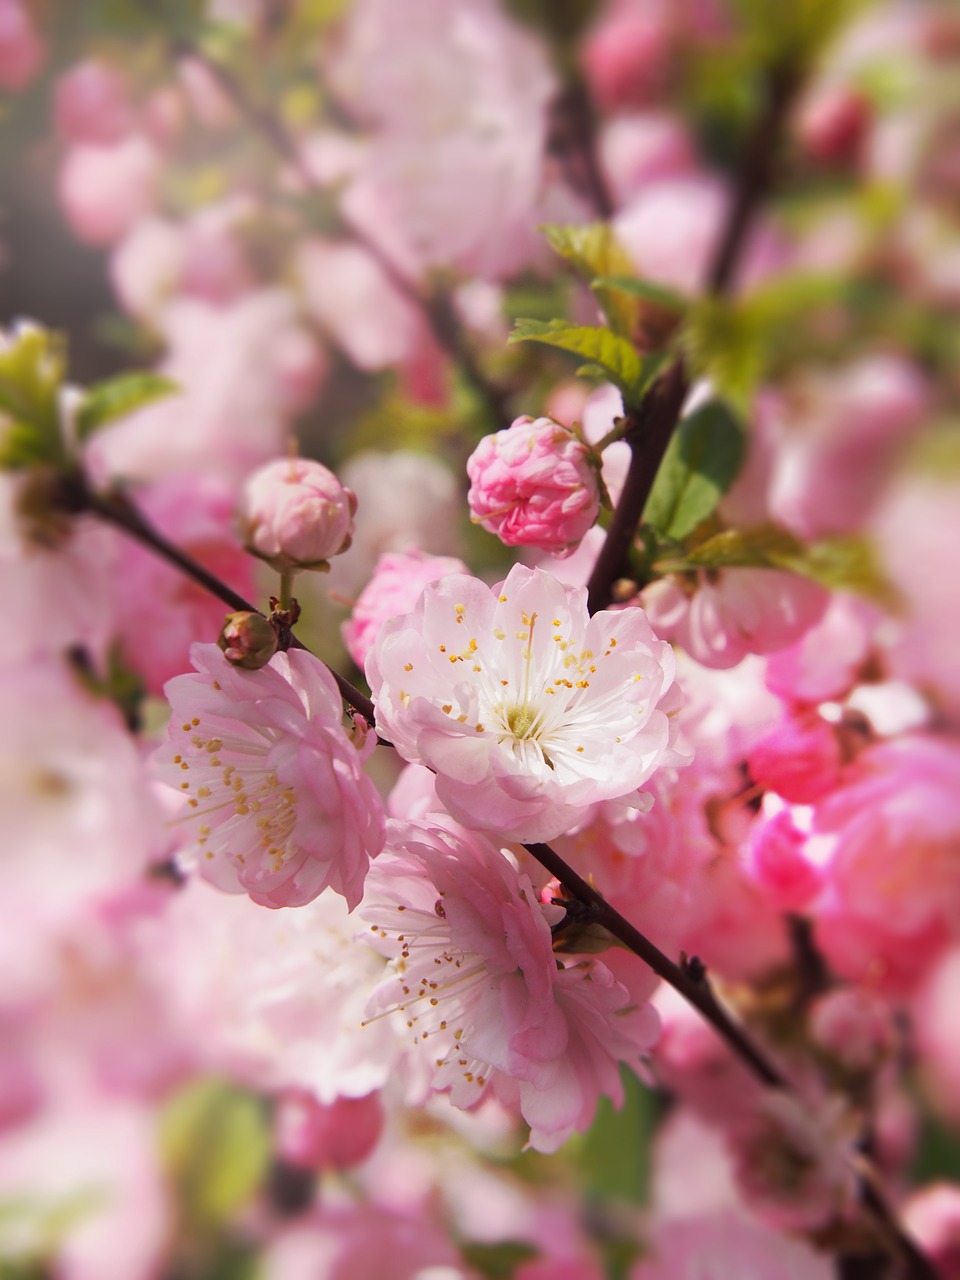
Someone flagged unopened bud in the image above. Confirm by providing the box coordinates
[239,456,356,572]
[218,611,279,669]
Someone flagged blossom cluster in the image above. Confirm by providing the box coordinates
[3,0,960,1276]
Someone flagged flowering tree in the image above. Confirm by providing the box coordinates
[2,0,960,1276]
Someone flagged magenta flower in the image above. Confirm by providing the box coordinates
[367,563,683,843]
[467,416,601,556]
[155,643,384,909]
[362,819,660,1153]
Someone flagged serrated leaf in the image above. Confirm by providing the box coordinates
[160,1080,270,1232]
[670,525,898,605]
[772,535,899,606]
[679,524,803,569]
[76,373,179,441]
[541,224,639,335]
[0,326,68,469]
[643,400,745,539]
[509,319,651,408]
[591,274,688,314]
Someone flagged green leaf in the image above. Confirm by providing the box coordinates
[773,534,899,606]
[160,1079,270,1232]
[676,524,803,570]
[509,319,652,408]
[576,1066,656,1204]
[0,325,66,468]
[669,525,898,605]
[460,1240,540,1279]
[76,373,179,441]
[541,224,639,335]
[591,274,688,314]
[643,400,745,539]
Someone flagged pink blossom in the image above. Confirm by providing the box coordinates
[0,474,120,668]
[726,1091,858,1233]
[642,568,829,670]
[343,549,468,671]
[329,0,554,278]
[155,643,384,909]
[808,988,895,1075]
[915,948,960,1126]
[764,592,878,704]
[111,202,259,322]
[745,803,824,910]
[263,1204,461,1280]
[554,765,718,964]
[874,476,960,724]
[631,1209,833,1280]
[88,291,317,484]
[0,657,167,1008]
[614,176,786,297]
[239,456,357,571]
[362,819,660,1152]
[812,735,960,993]
[331,449,461,594]
[137,874,395,1100]
[0,0,43,92]
[112,472,257,694]
[54,59,136,144]
[762,356,929,541]
[467,416,602,557]
[903,1185,960,1279]
[746,712,841,803]
[0,1095,170,1280]
[276,1089,384,1171]
[582,7,674,114]
[796,84,871,167]
[296,237,424,372]
[599,112,696,205]
[58,136,160,246]
[368,563,684,843]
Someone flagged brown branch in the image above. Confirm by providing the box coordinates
[585,62,801,614]
[524,838,786,1087]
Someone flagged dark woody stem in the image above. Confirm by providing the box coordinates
[524,838,785,1086]
[81,485,377,725]
[79,477,934,1280]
[585,63,800,615]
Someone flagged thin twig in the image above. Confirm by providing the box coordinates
[585,62,800,614]
[82,486,377,726]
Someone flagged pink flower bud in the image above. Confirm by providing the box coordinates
[275,1090,383,1171]
[0,0,44,92]
[746,807,823,910]
[54,59,136,145]
[466,416,601,557]
[746,713,841,804]
[58,136,160,246]
[342,548,468,672]
[808,989,895,1074]
[239,457,357,571]
[218,611,279,669]
[582,10,673,114]
[796,86,871,168]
